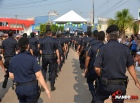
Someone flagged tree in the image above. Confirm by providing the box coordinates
[132,21,139,35]
[107,9,134,37]
[50,24,64,32]
[40,24,46,34]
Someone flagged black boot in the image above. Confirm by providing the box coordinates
[51,83,56,91]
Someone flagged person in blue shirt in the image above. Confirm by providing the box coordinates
[9,37,50,103]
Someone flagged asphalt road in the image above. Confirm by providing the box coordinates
[0,48,140,103]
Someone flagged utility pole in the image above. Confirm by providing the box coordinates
[93,0,94,25]
[15,15,18,34]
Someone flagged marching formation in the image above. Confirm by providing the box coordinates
[0,25,140,103]
[71,25,140,103]
[0,29,71,103]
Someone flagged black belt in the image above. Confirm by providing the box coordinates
[108,80,126,85]
[4,56,13,58]
[16,80,37,86]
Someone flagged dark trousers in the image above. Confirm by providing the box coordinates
[79,55,85,69]
[87,70,98,93]
[4,57,12,78]
[41,56,57,83]
[94,83,126,103]
[16,82,39,103]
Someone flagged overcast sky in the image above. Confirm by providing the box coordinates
[0,0,140,19]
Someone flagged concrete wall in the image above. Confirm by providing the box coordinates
[23,26,32,36]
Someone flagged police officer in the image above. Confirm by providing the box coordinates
[84,31,105,103]
[8,37,50,103]
[57,34,65,72]
[29,32,39,58]
[38,33,44,64]
[79,31,93,70]
[2,30,19,88]
[40,29,60,91]
[94,25,140,103]
[79,31,88,69]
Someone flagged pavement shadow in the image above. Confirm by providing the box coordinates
[72,58,92,103]
[0,79,12,102]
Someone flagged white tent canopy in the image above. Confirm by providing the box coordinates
[54,10,87,23]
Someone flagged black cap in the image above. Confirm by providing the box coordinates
[18,37,29,47]
[106,25,119,33]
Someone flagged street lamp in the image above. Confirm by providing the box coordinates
[15,15,18,34]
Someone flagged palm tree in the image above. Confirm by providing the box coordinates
[132,21,139,35]
[107,9,134,37]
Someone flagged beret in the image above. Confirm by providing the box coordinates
[18,37,29,46]
[106,25,119,33]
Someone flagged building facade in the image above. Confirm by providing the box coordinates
[0,18,34,35]
[32,16,49,34]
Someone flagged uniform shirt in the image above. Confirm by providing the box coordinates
[2,37,18,57]
[94,40,134,79]
[38,38,44,44]
[40,36,58,55]
[59,37,65,48]
[81,36,88,46]
[9,51,41,83]
[87,40,104,68]
[29,37,38,53]
[85,38,95,51]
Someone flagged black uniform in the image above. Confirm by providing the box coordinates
[40,36,58,88]
[29,37,39,57]
[2,36,18,88]
[9,51,41,103]
[94,40,134,103]
[79,36,87,69]
[86,40,104,100]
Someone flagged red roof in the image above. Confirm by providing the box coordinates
[0,18,34,27]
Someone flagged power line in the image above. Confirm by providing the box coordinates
[101,0,129,17]
[95,0,113,13]
[96,0,123,17]
[0,0,48,8]
[1,0,37,5]
[1,0,72,9]
[0,0,73,17]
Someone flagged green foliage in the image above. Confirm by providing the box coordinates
[40,24,46,34]
[107,9,134,37]
[50,24,64,32]
[40,23,64,34]
[132,22,139,34]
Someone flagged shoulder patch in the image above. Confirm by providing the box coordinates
[96,49,100,57]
